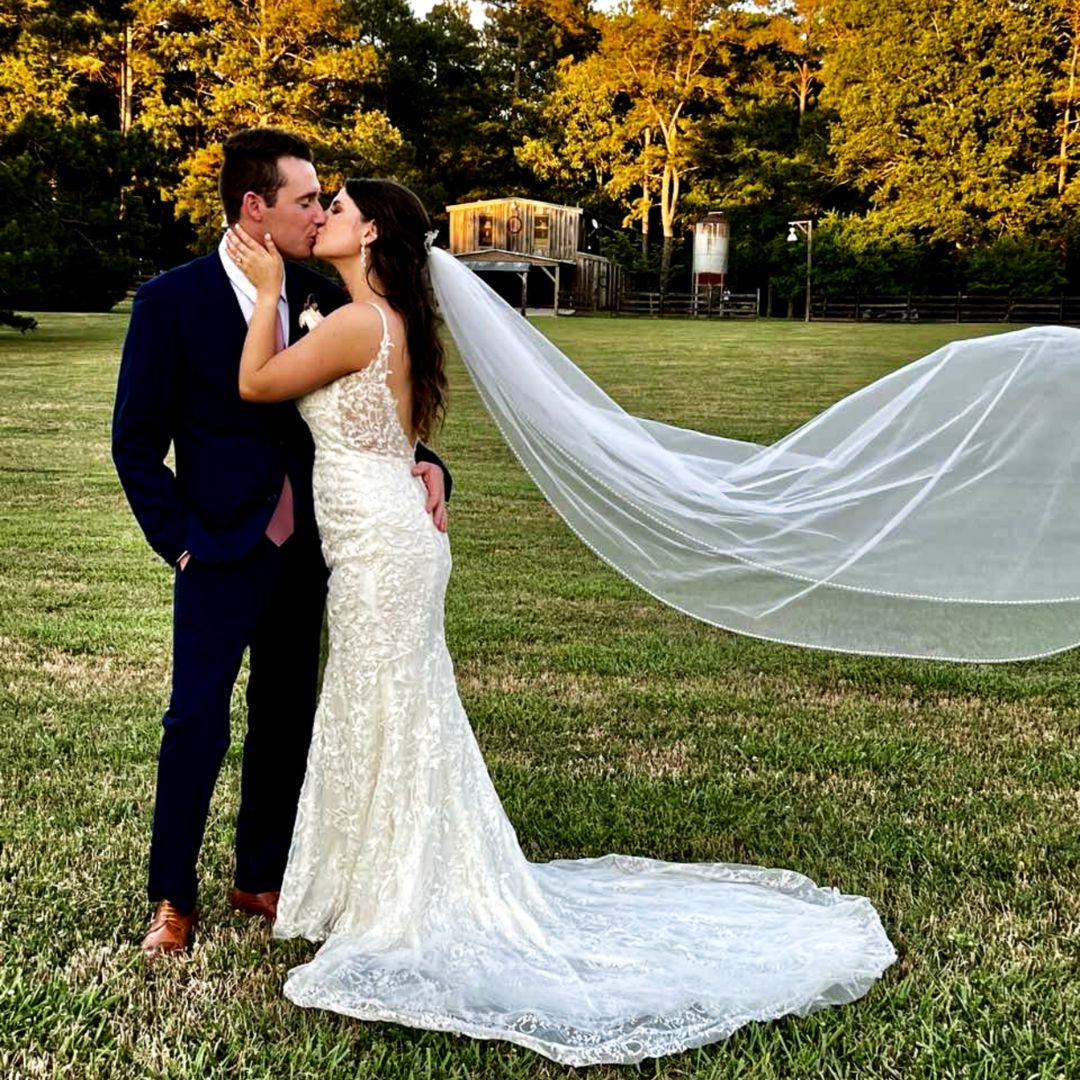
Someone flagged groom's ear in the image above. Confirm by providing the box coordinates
[242,191,267,222]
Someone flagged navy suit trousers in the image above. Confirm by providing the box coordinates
[148,532,327,914]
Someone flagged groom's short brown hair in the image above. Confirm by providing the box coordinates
[219,128,313,224]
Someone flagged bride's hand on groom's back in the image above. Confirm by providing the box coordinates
[226,225,284,296]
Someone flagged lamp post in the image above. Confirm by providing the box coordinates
[787,219,813,322]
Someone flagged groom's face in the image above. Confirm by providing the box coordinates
[261,156,326,260]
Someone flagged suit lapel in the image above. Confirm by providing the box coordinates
[198,252,250,349]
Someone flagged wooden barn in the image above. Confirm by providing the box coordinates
[446,196,620,313]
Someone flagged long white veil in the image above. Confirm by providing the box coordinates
[428,247,1080,663]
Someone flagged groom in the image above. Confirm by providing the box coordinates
[112,128,450,956]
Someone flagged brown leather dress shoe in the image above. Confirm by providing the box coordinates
[141,900,195,957]
[228,887,279,922]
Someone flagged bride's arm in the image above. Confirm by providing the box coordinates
[239,302,381,403]
[228,226,380,403]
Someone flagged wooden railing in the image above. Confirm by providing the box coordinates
[611,289,760,317]
[811,294,1080,324]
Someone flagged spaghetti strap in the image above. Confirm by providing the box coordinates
[365,301,390,349]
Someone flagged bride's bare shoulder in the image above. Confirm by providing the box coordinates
[321,300,384,331]
[328,300,402,340]
[297,300,390,375]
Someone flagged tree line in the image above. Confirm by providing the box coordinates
[3,0,1079,312]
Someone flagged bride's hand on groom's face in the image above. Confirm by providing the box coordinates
[226,224,284,296]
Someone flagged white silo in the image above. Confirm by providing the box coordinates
[692,211,730,293]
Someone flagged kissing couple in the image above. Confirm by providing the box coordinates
[113,127,895,1066]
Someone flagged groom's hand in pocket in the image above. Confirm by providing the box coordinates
[413,462,448,533]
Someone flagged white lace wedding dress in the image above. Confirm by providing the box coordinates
[273,302,897,1065]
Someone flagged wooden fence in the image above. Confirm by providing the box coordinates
[607,288,760,318]
[545,289,1080,323]
[811,294,1080,324]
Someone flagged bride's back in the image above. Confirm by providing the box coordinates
[299,299,416,462]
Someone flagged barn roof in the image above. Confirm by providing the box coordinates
[455,248,563,270]
[446,197,583,214]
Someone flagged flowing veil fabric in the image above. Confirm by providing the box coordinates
[428,247,1080,663]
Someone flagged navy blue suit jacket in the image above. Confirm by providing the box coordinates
[113,251,449,565]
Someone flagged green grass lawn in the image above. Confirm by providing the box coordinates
[1,313,1077,1079]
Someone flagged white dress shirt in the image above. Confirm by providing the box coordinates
[217,233,290,346]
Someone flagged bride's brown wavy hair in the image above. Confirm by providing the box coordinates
[345,178,447,443]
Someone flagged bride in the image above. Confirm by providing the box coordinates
[226,179,895,1066]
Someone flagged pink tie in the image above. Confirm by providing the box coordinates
[265,309,294,546]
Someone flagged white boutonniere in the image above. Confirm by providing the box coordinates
[299,294,323,334]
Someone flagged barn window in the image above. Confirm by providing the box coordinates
[534,214,550,251]
[478,214,494,247]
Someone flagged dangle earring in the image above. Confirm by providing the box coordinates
[359,240,368,275]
